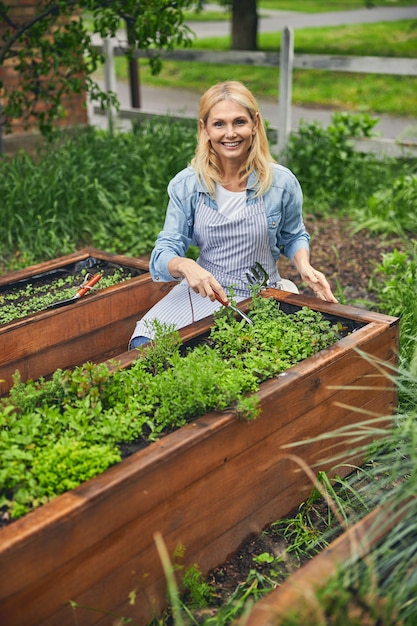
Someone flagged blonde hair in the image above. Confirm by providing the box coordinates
[191,81,275,197]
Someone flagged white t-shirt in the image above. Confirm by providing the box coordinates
[215,183,246,219]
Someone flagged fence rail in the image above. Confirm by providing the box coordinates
[93,27,417,157]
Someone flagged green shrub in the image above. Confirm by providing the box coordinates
[369,245,417,370]
[283,112,413,215]
[0,120,197,270]
[352,173,417,238]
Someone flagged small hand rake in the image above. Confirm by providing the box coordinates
[214,292,253,325]
[245,262,269,291]
[47,273,102,309]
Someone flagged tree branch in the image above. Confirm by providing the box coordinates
[0,0,78,65]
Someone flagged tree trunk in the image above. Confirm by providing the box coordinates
[231,0,258,51]
[126,20,141,108]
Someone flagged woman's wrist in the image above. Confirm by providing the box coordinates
[168,257,194,279]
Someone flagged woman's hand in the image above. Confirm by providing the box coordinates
[300,266,338,302]
[293,250,338,303]
[168,257,229,303]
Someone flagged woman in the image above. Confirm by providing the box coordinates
[129,80,337,348]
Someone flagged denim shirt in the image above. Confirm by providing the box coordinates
[150,163,310,283]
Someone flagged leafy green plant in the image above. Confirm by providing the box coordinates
[0,121,197,271]
[278,569,404,626]
[12,440,120,519]
[0,267,131,324]
[0,295,341,520]
[352,173,417,238]
[181,564,217,610]
[283,111,397,214]
[270,477,334,561]
[273,402,417,626]
[368,244,417,369]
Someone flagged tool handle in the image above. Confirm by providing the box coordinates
[76,273,102,298]
[214,291,230,307]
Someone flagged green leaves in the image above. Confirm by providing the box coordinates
[0,121,197,271]
[0,267,131,324]
[370,243,417,369]
[353,173,417,238]
[1,0,197,135]
[283,111,415,216]
[0,294,340,520]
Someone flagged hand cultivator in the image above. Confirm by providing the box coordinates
[214,262,270,324]
[214,291,254,325]
[246,262,269,291]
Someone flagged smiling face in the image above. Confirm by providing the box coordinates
[201,99,258,169]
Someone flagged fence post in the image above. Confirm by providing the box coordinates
[103,37,117,133]
[277,26,294,157]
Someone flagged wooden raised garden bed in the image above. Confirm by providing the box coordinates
[0,289,399,626]
[0,247,175,395]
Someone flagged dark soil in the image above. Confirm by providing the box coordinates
[202,503,333,619]
[279,214,403,304]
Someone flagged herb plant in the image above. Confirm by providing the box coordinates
[0,295,341,521]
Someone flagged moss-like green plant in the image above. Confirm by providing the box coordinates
[0,295,341,520]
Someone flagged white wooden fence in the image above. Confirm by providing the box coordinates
[93,27,417,157]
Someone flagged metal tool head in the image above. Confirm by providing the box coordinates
[245,262,269,290]
[214,291,253,325]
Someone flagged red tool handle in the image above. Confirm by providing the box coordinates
[214,291,230,307]
[76,273,102,298]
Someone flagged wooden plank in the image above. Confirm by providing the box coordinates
[293,53,417,76]
[119,46,281,68]
[121,390,392,626]
[0,250,90,286]
[1,319,396,566]
[80,247,150,270]
[100,43,417,77]
[0,247,150,287]
[1,378,392,625]
[260,288,399,326]
[0,330,394,584]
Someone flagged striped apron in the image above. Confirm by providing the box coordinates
[130,194,297,343]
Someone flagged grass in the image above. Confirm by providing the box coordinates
[195,1,417,12]
[184,19,417,57]
[106,19,417,117]
[258,0,417,10]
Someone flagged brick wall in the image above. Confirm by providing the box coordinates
[0,1,88,148]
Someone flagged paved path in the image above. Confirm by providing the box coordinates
[191,4,417,37]
[89,5,417,143]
